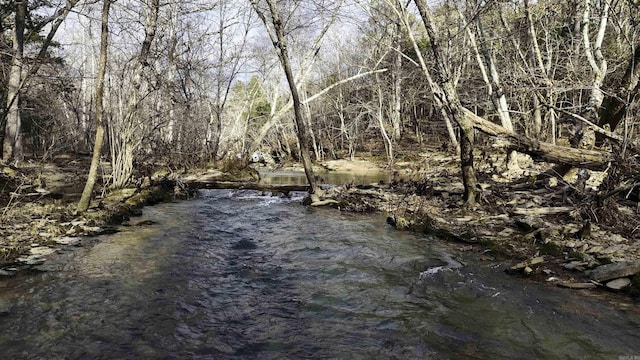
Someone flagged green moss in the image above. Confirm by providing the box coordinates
[568,250,586,261]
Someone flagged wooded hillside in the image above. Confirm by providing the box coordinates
[1,0,639,211]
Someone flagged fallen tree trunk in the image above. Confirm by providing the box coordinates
[188,181,310,193]
[463,108,614,170]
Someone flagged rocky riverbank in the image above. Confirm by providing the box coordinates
[321,153,640,297]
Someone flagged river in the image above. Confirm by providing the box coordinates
[0,188,639,359]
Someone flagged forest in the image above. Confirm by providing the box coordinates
[2,0,640,292]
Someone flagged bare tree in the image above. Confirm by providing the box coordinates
[249,0,344,201]
[2,0,80,163]
[205,1,253,162]
[109,0,161,188]
[2,0,26,163]
[77,0,112,213]
[574,0,610,147]
[413,0,478,204]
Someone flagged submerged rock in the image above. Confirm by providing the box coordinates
[232,239,257,250]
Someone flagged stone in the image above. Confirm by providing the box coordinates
[510,256,545,271]
[134,220,157,226]
[605,278,631,291]
[515,217,543,231]
[55,237,81,246]
[30,247,55,257]
[310,199,339,207]
[589,261,640,282]
[557,281,597,289]
[17,255,45,265]
[0,269,14,277]
[586,245,604,254]
[0,301,9,316]
[232,239,257,250]
[524,266,533,275]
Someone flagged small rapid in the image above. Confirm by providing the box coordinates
[0,189,639,359]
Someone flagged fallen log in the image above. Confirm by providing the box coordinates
[187,180,310,193]
[463,108,614,170]
[510,207,574,216]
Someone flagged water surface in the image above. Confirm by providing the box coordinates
[0,189,638,359]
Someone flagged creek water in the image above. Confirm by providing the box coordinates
[0,188,639,359]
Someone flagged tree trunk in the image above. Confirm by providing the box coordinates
[390,21,403,141]
[396,0,459,153]
[375,73,394,166]
[262,0,322,198]
[2,0,26,163]
[77,0,111,213]
[573,0,609,147]
[414,0,477,205]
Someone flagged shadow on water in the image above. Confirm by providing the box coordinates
[0,189,639,359]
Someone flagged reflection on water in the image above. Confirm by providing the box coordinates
[0,189,639,359]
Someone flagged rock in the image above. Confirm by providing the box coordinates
[605,278,631,291]
[80,226,119,236]
[70,220,86,227]
[589,261,640,282]
[30,247,56,257]
[562,261,588,271]
[586,245,604,254]
[134,220,157,226]
[249,151,275,166]
[0,301,9,316]
[515,217,544,231]
[510,256,545,271]
[310,199,339,207]
[557,281,597,289]
[387,216,409,230]
[81,226,102,234]
[17,255,45,265]
[0,269,15,277]
[232,239,257,250]
[524,266,533,275]
[54,237,81,246]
